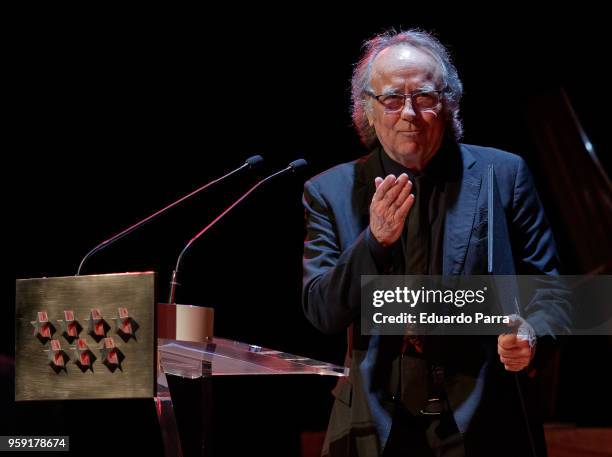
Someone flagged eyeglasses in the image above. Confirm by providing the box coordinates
[367,89,444,113]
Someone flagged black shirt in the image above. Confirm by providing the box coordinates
[370,140,456,275]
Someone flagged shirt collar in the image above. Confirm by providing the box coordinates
[378,137,458,184]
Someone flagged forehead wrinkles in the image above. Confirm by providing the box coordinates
[381,73,436,94]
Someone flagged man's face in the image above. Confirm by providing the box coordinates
[367,45,447,171]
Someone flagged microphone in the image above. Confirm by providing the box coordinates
[245,155,264,168]
[288,158,307,171]
[168,158,308,304]
[76,155,264,275]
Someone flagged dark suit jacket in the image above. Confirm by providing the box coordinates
[302,143,567,457]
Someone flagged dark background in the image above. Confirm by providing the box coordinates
[4,8,611,456]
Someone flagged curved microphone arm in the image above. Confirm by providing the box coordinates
[168,159,306,304]
[76,156,263,275]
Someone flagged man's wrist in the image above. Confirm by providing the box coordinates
[365,227,393,270]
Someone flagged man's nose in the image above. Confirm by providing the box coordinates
[400,99,417,120]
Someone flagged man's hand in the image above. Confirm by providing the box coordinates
[369,174,414,247]
[498,315,536,372]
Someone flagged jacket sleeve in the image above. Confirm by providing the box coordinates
[302,179,391,334]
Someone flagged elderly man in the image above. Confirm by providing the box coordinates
[302,30,563,457]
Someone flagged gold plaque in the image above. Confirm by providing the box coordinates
[15,272,156,401]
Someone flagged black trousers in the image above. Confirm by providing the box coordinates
[380,349,466,456]
[383,406,465,457]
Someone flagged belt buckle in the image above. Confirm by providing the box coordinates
[419,397,444,416]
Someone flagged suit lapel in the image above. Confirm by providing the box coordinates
[443,144,482,274]
[354,148,385,230]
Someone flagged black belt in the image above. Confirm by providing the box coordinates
[420,363,447,416]
[393,353,449,417]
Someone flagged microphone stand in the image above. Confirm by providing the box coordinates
[76,156,263,275]
[168,159,306,304]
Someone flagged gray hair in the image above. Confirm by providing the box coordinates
[351,29,464,148]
